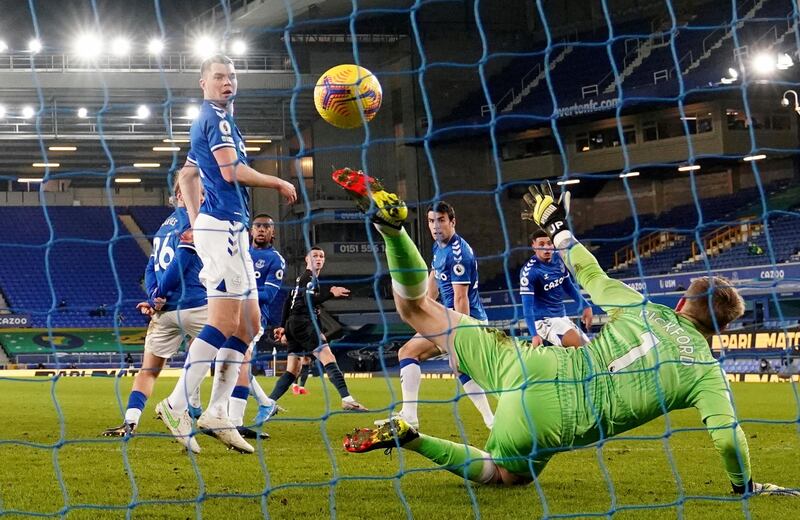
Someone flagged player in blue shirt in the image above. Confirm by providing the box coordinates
[378,201,494,429]
[103,181,206,453]
[228,213,287,438]
[157,54,296,454]
[520,229,592,347]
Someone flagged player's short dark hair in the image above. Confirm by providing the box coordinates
[426,201,455,221]
[307,246,323,254]
[530,229,549,242]
[200,54,234,76]
[252,213,273,222]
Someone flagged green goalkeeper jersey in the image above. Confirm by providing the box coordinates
[564,243,751,487]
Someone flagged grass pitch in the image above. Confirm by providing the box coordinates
[0,376,798,519]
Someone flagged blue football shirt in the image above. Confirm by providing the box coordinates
[251,245,286,327]
[146,207,206,311]
[431,233,487,322]
[187,100,251,225]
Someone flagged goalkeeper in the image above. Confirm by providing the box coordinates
[335,168,797,496]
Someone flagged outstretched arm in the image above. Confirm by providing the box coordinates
[564,244,644,313]
[521,183,644,314]
[692,373,752,491]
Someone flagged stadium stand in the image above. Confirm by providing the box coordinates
[127,205,174,238]
[0,207,150,328]
[448,0,797,126]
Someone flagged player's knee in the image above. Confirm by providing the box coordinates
[560,330,586,348]
[247,314,261,340]
[398,343,418,361]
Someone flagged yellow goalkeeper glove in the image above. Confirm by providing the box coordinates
[521,181,572,245]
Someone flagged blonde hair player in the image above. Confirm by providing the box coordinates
[336,170,797,496]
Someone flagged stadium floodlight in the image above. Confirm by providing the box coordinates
[193,36,216,58]
[111,37,131,57]
[115,178,142,183]
[77,107,89,118]
[49,146,77,152]
[230,39,246,56]
[28,38,42,53]
[147,38,164,55]
[22,106,35,119]
[619,171,640,178]
[244,146,261,152]
[152,146,180,152]
[133,162,160,168]
[777,53,794,70]
[136,105,150,119]
[246,137,272,143]
[163,137,190,143]
[0,40,7,53]
[18,177,44,182]
[32,163,59,168]
[556,179,580,186]
[678,164,701,172]
[186,105,200,119]
[73,33,101,59]
[728,67,739,79]
[0,105,5,119]
[752,53,775,75]
[743,154,766,162]
[781,90,800,116]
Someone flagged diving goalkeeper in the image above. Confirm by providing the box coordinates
[335,168,797,496]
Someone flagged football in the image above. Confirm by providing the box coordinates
[313,64,382,129]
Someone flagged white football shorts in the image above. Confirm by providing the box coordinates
[144,305,208,359]
[193,213,258,300]
[535,316,589,347]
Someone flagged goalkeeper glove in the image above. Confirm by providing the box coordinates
[732,480,800,496]
[521,181,573,247]
[752,483,800,497]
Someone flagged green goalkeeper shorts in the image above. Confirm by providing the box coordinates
[453,315,578,476]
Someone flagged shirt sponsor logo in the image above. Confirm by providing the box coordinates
[543,276,567,291]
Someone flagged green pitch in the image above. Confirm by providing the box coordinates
[0,377,797,519]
